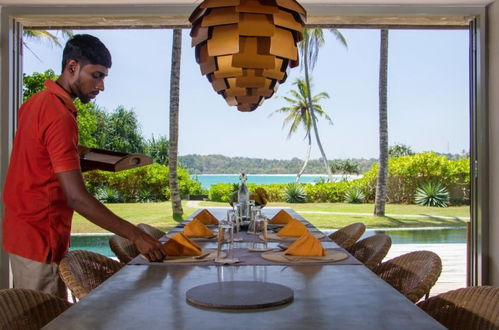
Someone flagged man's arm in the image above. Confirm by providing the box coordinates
[56,169,166,261]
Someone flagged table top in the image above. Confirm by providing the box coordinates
[43,208,445,330]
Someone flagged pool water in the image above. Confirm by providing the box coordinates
[70,227,467,258]
[70,234,114,258]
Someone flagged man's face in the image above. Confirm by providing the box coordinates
[71,63,108,104]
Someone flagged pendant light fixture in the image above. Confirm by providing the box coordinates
[189,0,306,112]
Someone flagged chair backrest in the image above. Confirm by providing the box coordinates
[138,223,166,240]
[109,234,140,263]
[373,250,442,303]
[346,233,392,270]
[328,222,366,248]
[0,288,72,330]
[58,250,123,300]
[417,286,499,330]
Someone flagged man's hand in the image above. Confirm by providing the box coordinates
[133,231,167,262]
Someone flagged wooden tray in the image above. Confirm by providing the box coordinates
[186,281,293,310]
[78,145,152,172]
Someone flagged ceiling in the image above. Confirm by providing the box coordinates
[1,0,492,28]
[0,0,493,5]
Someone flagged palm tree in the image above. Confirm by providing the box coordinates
[299,28,347,182]
[374,29,389,216]
[272,78,332,182]
[169,29,183,218]
[23,30,73,60]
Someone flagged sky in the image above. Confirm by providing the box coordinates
[23,28,470,160]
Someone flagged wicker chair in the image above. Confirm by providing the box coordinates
[346,233,392,270]
[417,286,499,330]
[109,234,140,263]
[138,223,166,240]
[373,250,442,302]
[328,222,366,249]
[59,250,123,300]
[0,288,72,330]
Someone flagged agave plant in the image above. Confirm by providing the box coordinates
[284,183,307,203]
[344,188,365,204]
[95,186,123,203]
[414,182,449,207]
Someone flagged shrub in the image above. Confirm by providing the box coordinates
[83,164,198,202]
[284,183,307,203]
[95,186,123,203]
[357,153,469,204]
[414,182,450,207]
[344,188,365,204]
[209,183,235,202]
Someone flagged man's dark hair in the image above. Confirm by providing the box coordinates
[61,34,112,72]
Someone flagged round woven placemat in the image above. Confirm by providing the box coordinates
[186,281,293,310]
[263,232,326,241]
[162,249,223,263]
[260,250,348,263]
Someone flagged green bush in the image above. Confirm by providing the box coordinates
[344,188,365,204]
[356,153,469,204]
[209,183,235,202]
[414,182,450,207]
[83,164,199,202]
[284,183,307,203]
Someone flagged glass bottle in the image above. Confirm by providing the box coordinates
[237,172,249,219]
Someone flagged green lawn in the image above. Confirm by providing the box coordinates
[71,201,469,233]
[71,202,197,233]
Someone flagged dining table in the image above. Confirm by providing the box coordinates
[43,208,445,330]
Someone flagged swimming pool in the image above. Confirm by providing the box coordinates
[70,227,467,258]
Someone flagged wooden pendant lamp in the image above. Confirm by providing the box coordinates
[189,0,306,112]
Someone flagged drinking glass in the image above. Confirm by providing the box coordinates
[249,213,270,252]
[228,209,243,242]
[215,219,238,263]
[248,205,261,235]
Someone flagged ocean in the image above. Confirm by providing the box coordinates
[191,174,361,189]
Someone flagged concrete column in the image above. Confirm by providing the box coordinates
[487,1,499,285]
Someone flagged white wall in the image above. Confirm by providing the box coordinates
[488,1,499,285]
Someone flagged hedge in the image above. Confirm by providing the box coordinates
[208,153,470,205]
[84,163,204,202]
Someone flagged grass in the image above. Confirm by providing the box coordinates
[71,202,197,234]
[71,201,469,233]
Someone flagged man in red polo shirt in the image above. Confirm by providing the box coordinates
[2,34,166,298]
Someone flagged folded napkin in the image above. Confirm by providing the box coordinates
[194,209,219,225]
[284,232,326,256]
[163,232,202,256]
[269,209,293,224]
[277,218,309,237]
[183,218,214,237]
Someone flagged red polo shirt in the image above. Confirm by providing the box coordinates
[2,80,80,263]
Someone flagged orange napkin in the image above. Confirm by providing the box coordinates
[163,232,202,256]
[277,218,309,237]
[284,232,326,256]
[269,209,293,224]
[194,209,219,225]
[183,218,214,237]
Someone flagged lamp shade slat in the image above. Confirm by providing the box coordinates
[201,0,241,9]
[207,24,240,56]
[202,7,239,27]
[239,13,275,37]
